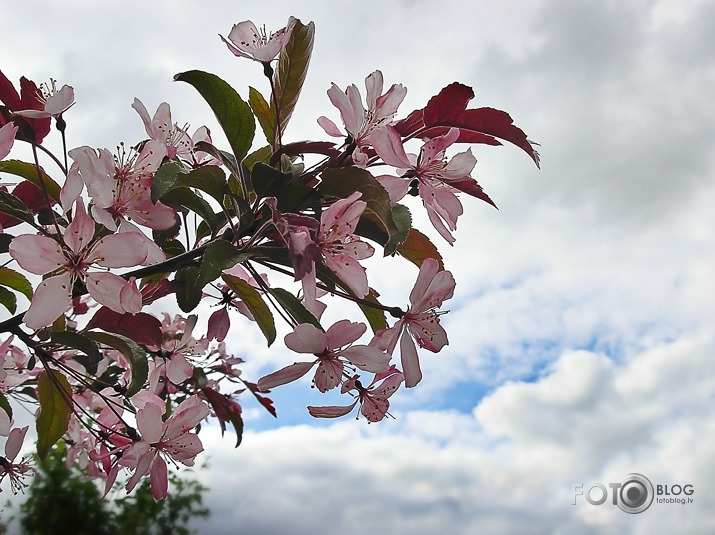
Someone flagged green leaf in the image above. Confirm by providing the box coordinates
[0,190,35,224]
[36,369,73,459]
[0,286,16,314]
[177,166,229,205]
[251,162,319,213]
[396,228,444,270]
[0,233,12,253]
[161,187,218,234]
[0,266,33,300]
[50,331,101,374]
[174,70,255,163]
[271,18,315,143]
[151,160,184,203]
[175,266,203,313]
[249,87,276,147]
[0,391,12,420]
[196,240,248,289]
[222,274,276,346]
[356,203,412,257]
[319,167,398,243]
[85,332,148,397]
[243,145,272,172]
[0,160,61,201]
[267,287,323,330]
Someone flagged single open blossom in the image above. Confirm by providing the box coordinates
[372,126,479,243]
[132,98,192,163]
[121,396,209,500]
[221,20,289,63]
[0,426,34,493]
[0,121,17,160]
[258,320,390,393]
[9,199,147,329]
[318,71,407,166]
[14,79,74,119]
[371,258,455,388]
[308,366,404,422]
[65,143,176,232]
[317,191,374,296]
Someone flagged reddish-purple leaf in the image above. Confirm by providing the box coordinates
[201,387,244,446]
[242,379,277,417]
[442,175,497,208]
[85,307,163,348]
[395,82,539,167]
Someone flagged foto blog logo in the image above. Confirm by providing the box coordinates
[572,473,694,514]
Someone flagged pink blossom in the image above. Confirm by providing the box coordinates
[221,20,289,63]
[14,79,74,119]
[318,71,407,166]
[372,126,476,243]
[148,314,207,392]
[258,320,390,393]
[121,396,209,499]
[9,199,147,329]
[0,122,17,160]
[132,98,192,163]
[66,143,176,231]
[0,426,34,493]
[316,191,374,297]
[371,258,455,388]
[308,366,404,422]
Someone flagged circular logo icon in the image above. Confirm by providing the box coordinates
[617,473,654,514]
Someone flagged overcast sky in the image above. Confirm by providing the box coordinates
[2,0,715,533]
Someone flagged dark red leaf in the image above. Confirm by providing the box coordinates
[396,82,540,167]
[243,379,277,417]
[85,307,163,348]
[442,175,497,208]
[392,108,424,138]
[424,82,475,125]
[0,72,50,144]
[0,70,22,110]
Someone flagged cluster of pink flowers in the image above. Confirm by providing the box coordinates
[0,15,537,498]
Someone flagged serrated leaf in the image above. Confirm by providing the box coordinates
[406,82,540,167]
[196,240,248,289]
[0,286,16,314]
[85,332,148,397]
[356,203,412,257]
[36,369,73,459]
[222,274,276,346]
[271,18,314,144]
[0,266,33,300]
[0,160,61,201]
[267,287,322,330]
[174,70,255,163]
[50,331,101,374]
